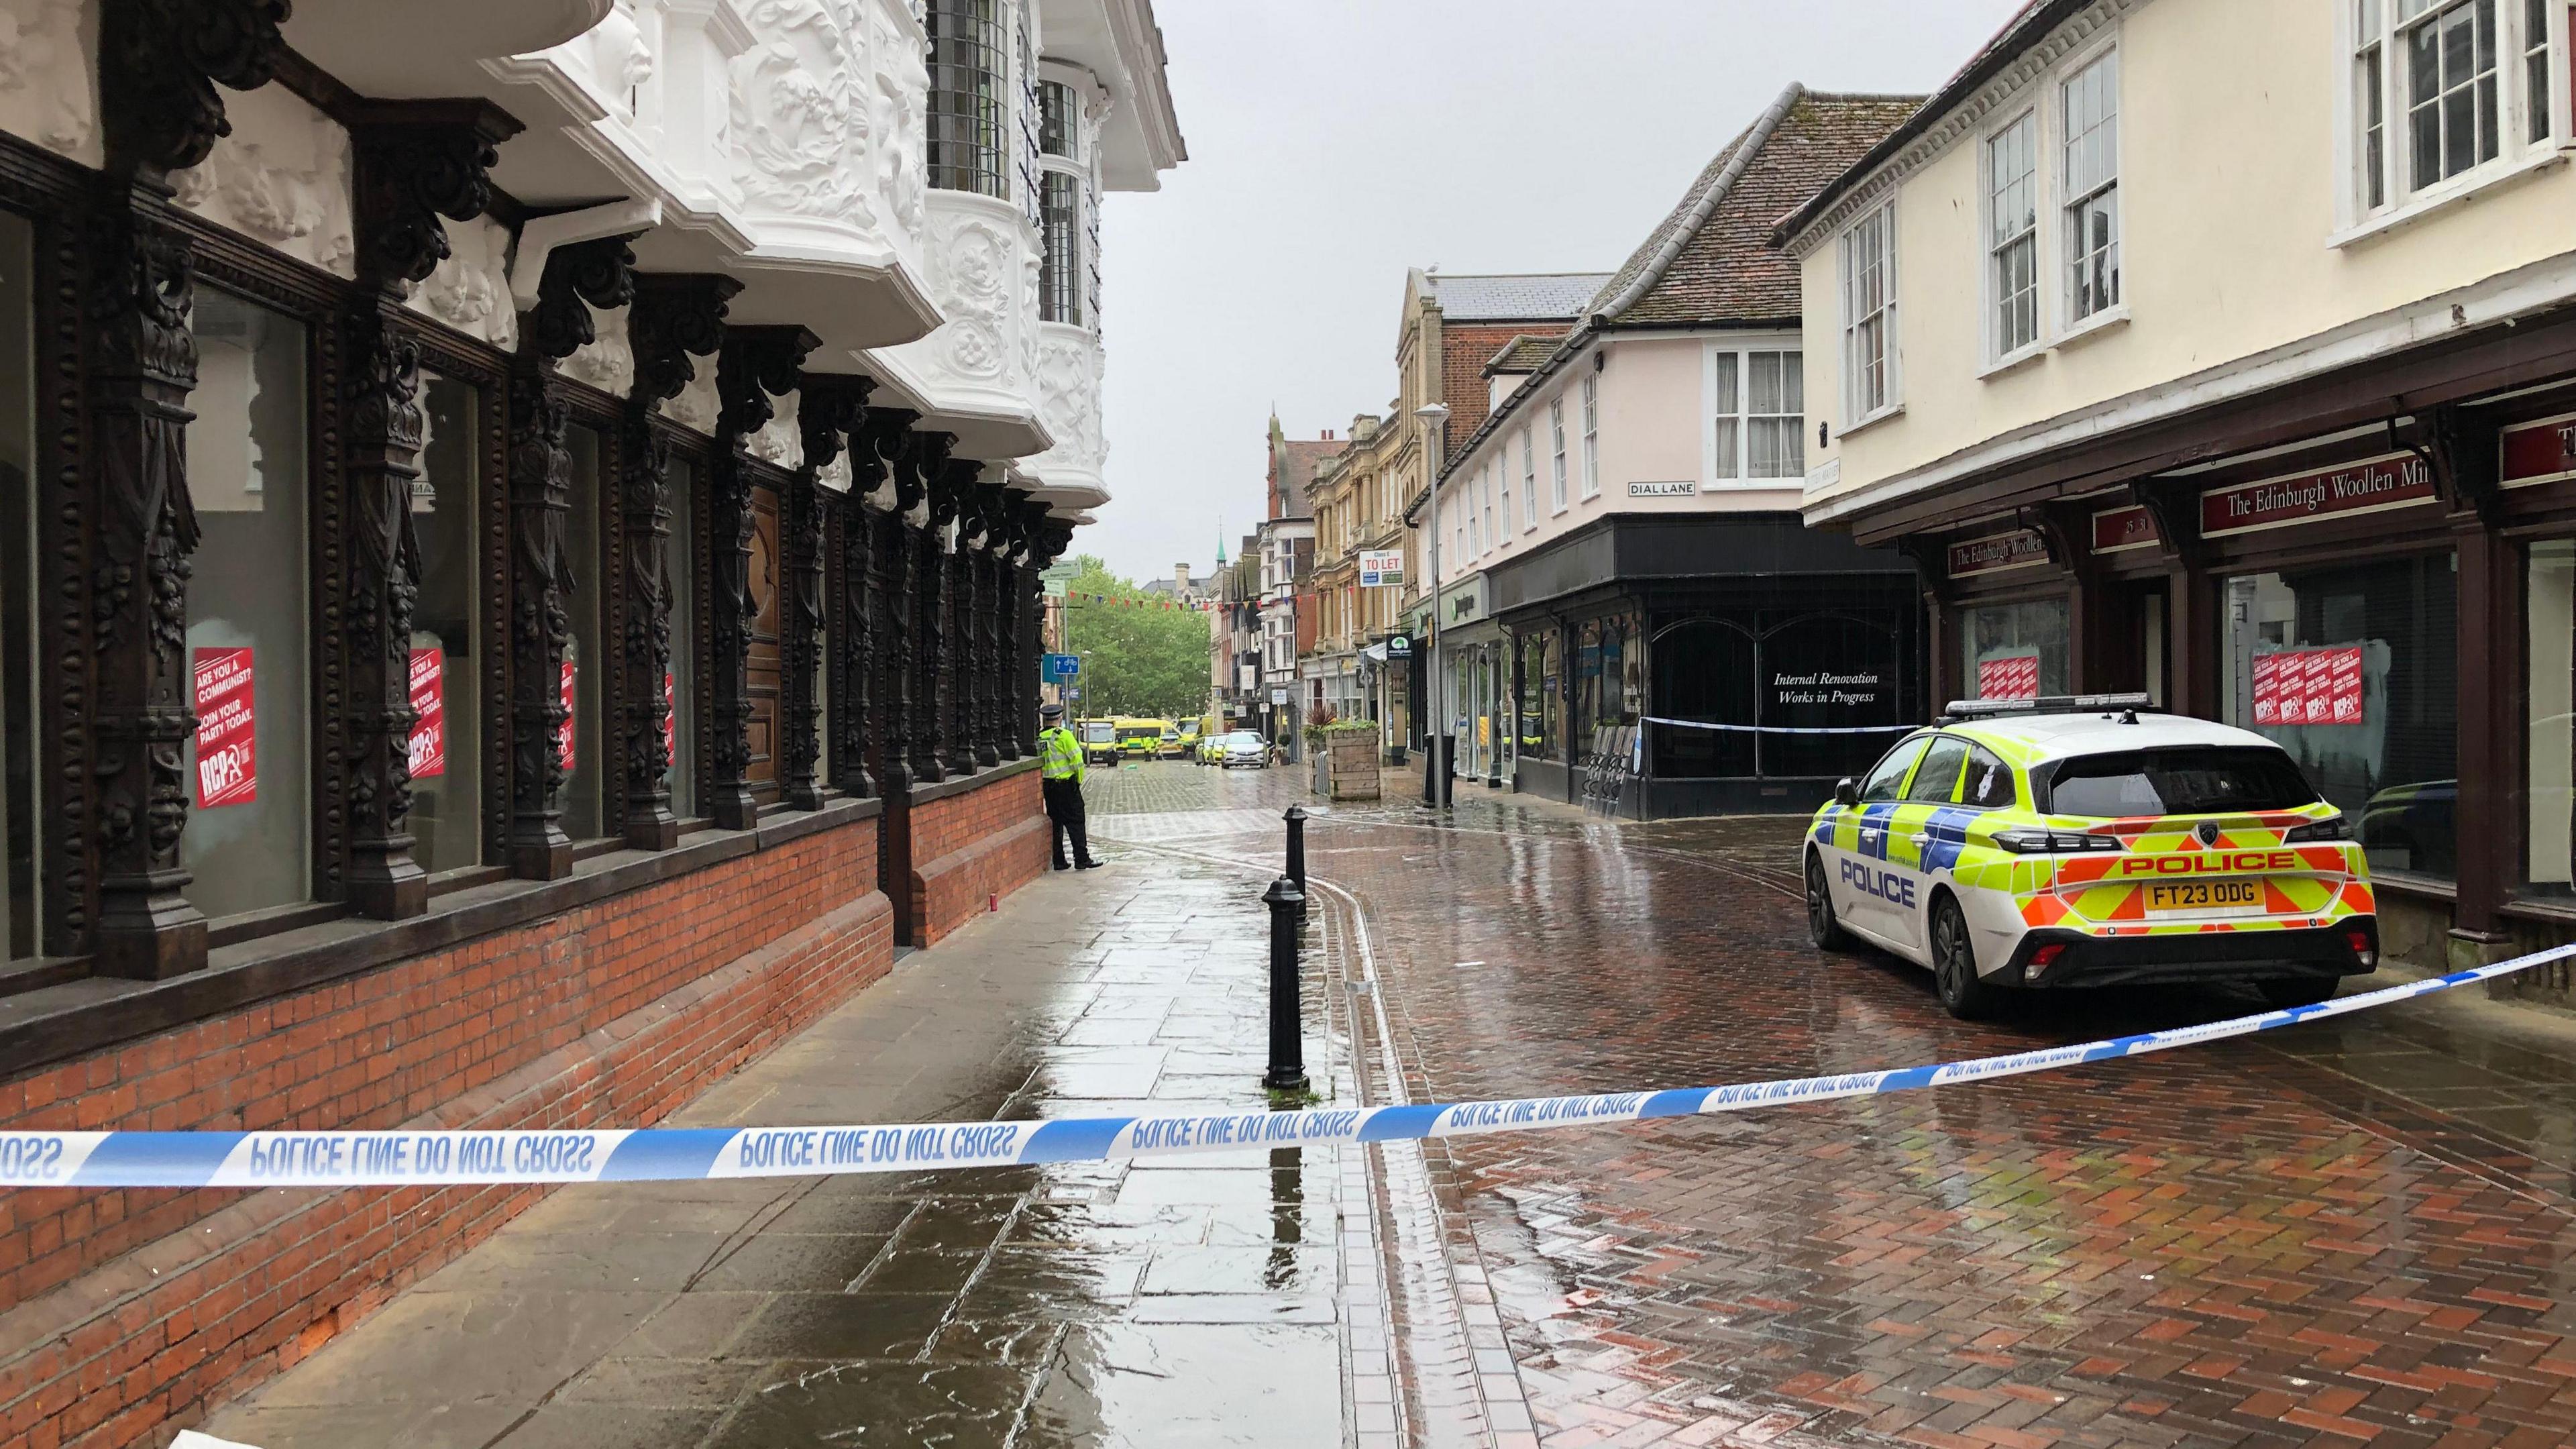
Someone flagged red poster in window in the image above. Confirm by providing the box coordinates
[2251,648,2365,726]
[193,647,257,809]
[663,672,675,766]
[558,660,576,774]
[1976,653,2040,702]
[407,649,445,779]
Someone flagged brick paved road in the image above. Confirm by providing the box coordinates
[1091,759,2576,1449]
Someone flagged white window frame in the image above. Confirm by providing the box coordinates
[1544,400,1564,527]
[2059,42,2123,333]
[1576,372,1598,504]
[1705,340,1806,486]
[2340,0,2570,240]
[1837,199,1901,429]
[1517,427,1536,537]
[1499,445,1513,545]
[1982,107,2043,367]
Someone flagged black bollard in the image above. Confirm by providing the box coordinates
[1263,876,1309,1093]
[1283,804,1308,914]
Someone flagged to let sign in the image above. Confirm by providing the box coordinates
[1358,549,1405,588]
[407,649,445,778]
[193,647,257,808]
[2200,453,2434,537]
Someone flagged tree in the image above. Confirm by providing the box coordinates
[1055,555,1213,720]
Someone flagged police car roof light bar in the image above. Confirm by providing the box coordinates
[1940,692,2157,721]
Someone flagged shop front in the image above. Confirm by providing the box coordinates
[1407,576,1507,788]
[1857,316,2576,973]
[1490,514,1922,818]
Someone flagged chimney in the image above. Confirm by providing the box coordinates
[1322,429,1334,440]
[1174,564,1191,596]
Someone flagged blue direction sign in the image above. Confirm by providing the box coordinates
[1042,653,1082,683]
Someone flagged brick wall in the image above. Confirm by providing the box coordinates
[0,816,892,1449]
[1440,323,1569,464]
[908,766,1049,946]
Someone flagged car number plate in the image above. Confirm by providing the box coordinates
[2143,879,2265,914]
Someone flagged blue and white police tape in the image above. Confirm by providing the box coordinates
[9,943,2571,1191]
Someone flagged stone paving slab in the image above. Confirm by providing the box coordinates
[203,860,1358,1449]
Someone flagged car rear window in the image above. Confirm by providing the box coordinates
[2039,747,2322,817]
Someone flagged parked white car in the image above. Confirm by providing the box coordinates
[1222,731,1270,769]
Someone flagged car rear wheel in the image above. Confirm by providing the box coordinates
[1931,896,2004,1021]
[1806,853,1851,952]
[2256,977,2339,1010]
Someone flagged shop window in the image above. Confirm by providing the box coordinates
[1652,620,1756,779]
[0,215,32,959]
[667,454,699,816]
[1759,610,1907,781]
[1962,599,2070,702]
[1517,629,1555,762]
[2223,555,2455,882]
[184,290,311,920]
[408,374,482,876]
[2527,540,2576,896]
[561,425,608,840]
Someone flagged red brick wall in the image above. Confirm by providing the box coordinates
[0,817,892,1449]
[908,767,1048,946]
[1439,323,1568,465]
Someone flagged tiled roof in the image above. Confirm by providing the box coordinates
[1483,334,1561,375]
[1421,272,1613,323]
[1274,437,1348,516]
[1593,88,1923,327]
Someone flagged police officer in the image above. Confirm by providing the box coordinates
[1037,704,1102,871]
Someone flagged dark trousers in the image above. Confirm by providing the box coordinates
[1043,777,1093,867]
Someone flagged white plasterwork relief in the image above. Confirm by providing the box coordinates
[748,386,804,470]
[405,214,517,350]
[870,0,926,244]
[659,361,719,433]
[0,0,94,165]
[170,82,355,280]
[731,0,872,223]
[929,213,1016,382]
[1033,334,1105,476]
[560,302,635,397]
[814,448,853,493]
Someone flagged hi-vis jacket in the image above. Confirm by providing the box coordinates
[1039,727,1085,784]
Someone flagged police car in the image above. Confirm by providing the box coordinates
[1805,695,2378,1020]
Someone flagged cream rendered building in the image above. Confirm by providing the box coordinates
[1775,0,2576,969]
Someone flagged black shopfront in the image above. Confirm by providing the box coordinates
[1489,513,1923,818]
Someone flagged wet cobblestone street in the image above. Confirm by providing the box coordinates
[1089,759,2576,1449]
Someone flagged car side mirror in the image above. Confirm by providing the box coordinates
[1833,777,1860,808]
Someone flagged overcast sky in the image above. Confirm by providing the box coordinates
[1082,0,2026,584]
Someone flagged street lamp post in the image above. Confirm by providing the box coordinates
[1413,402,1451,807]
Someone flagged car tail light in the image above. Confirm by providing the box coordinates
[2023,943,2068,981]
[1992,828,2124,855]
[2345,928,2377,969]
[2285,814,2351,843]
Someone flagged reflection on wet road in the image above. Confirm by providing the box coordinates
[1096,761,2576,1449]
[207,862,1354,1449]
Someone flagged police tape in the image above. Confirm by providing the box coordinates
[8,943,2570,1191]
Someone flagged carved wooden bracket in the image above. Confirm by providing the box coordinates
[779,374,873,810]
[348,100,523,292]
[101,0,290,182]
[2125,476,2206,571]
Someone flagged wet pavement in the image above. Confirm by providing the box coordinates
[205,857,1366,1449]
[201,757,2576,1448]
[1089,759,2576,1449]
